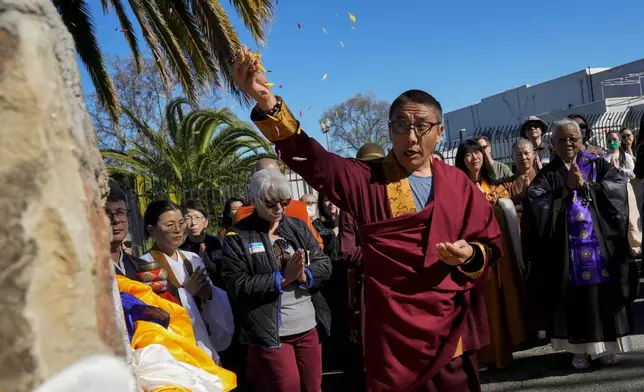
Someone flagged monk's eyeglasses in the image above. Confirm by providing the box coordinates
[389,119,441,137]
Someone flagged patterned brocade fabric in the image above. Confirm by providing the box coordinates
[252,97,301,142]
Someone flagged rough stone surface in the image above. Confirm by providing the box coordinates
[0,0,127,390]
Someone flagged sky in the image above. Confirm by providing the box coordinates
[81,0,644,145]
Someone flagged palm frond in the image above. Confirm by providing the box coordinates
[128,0,173,92]
[53,0,120,123]
[108,0,142,71]
[229,0,276,45]
[160,0,219,86]
[190,0,251,104]
[137,1,197,103]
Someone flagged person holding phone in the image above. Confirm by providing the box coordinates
[222,168,332,392]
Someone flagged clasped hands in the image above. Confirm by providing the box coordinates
[566,162,586,191]
[436,240,474,266]
[184,266,212,300]
[282,249,308,287]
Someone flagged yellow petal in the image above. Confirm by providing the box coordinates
[264,82,276,87]
[322,74,328,81]
[348,12,356,23]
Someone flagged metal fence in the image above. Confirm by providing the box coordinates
[118,168,314,256]
[435,109,644,165]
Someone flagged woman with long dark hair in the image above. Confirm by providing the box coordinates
[455,139,507,202]
[605,131,635,179]
[621,127,636,159]
[141,200,234,364]
[455,139,531,370]
[220,197,244,235]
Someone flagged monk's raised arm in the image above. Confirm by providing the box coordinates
[250,96,368,214]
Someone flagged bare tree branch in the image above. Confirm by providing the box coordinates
[320,92,391,157]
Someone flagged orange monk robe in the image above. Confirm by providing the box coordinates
[234,200,324,249]
[477,181,531,368]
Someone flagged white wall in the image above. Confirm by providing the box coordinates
[444,58,644,139]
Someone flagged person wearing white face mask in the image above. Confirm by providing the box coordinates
[300,193,318,220]
[222,169,332,392]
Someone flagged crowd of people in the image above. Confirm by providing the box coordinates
[105,47,644,392]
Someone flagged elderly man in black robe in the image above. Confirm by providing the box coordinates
[523,118,637,370]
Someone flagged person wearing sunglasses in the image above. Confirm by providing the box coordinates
[234,158,325,250]
[568,114,604,157]
[621,127,636,160]
[222,168,332,392]
[520,115,552,170]
[232,48,502,392]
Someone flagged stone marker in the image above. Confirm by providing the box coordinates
[0,0,130,390]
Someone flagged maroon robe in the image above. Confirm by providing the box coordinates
[252,105,502,392]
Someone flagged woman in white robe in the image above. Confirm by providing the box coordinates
[140,200,234,364]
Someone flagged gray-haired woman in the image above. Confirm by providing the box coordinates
[222,168,332,392]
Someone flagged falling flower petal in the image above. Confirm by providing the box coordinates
[297,23,302,30]
[277,149,282,160]
[293,157,307,161]
[349,12,356,23]
[339,41,344,48]
[229,102,237,109]
[322,74,328,81]
[322,28,327,35]
[350,25,356,30]
[299,109,303,117]
[267,70,273,73]
[307,104,313,110]
[278,85,283,88]
[119,29,129,33]
[275,126,281,136]
[297,128,302,135]
[264,82,276,87]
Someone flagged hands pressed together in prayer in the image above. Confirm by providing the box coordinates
[233,46,277,112]
[436,240,474,266]
[282,249,308,287]
[184,266,212,300]
[566,162,586,190]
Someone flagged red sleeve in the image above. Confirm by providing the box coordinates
[251,99,369,218]
[339,211,362,267]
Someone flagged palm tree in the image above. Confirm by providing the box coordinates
[53,0,275,122]
[102,98,273,209]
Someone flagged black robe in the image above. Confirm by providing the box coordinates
[522,156,637,344]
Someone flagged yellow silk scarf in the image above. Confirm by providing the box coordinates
[117,275,237,391]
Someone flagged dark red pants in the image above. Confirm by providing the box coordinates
[417,353,480,392]
[247,328,322,392]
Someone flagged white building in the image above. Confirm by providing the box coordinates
[442,58,644,145]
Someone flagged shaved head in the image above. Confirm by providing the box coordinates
[513,139,534,154]
[254,158,280,173]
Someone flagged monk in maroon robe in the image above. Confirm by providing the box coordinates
[232,49,502,392]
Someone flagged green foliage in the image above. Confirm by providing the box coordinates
[102,98,274,219]
[53,0,276,123]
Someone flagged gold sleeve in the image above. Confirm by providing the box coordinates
[458,241,488,279]
[251,97,300,142]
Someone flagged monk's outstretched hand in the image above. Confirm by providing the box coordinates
[436,240,474,266]
[233,46,277,111]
